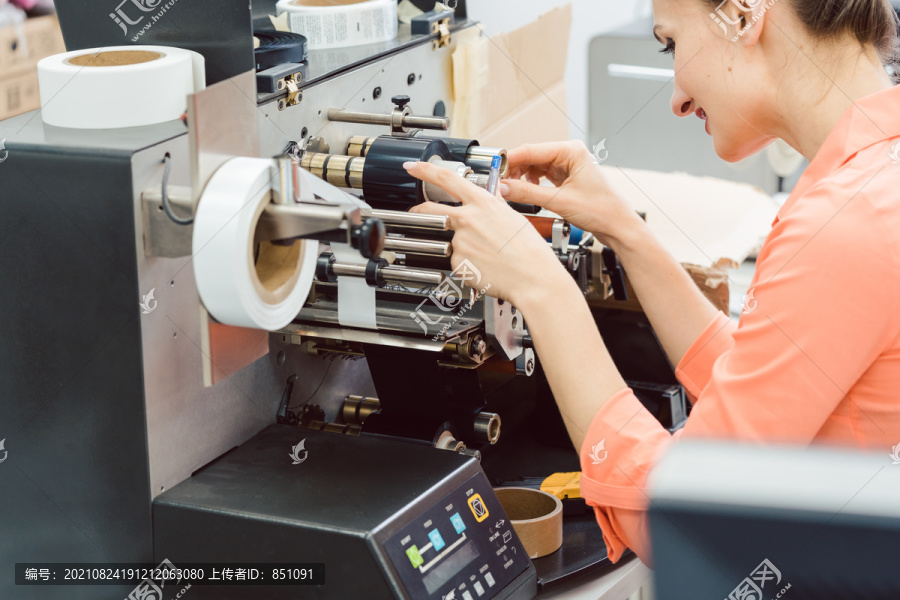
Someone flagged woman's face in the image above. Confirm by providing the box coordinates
[651,0,776,161]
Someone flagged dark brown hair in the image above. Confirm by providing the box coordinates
[711,0,900,63]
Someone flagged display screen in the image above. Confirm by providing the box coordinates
[423,541,478,595]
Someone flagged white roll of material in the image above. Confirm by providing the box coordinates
[276,0,398,50]
[193,157,318,331]
[37,46,205,129]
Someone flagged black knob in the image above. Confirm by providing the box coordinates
[391,95,411,109]
[351,218,386,259]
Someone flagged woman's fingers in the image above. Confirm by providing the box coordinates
[409,200,457,217]
[499,178,559,208]
[507,143,568,172]
[403,160,481,205]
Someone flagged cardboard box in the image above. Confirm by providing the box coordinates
[0,66,40,120]
[0,14,65,74]
[0,15,65,120]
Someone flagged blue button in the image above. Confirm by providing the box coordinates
[450,512,466,534]
[428,529,445,551]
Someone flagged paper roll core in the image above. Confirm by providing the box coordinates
[66,50,163,67]
[253,240,306,304]
[494,487,563,559]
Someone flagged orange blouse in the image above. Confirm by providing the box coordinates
[579,84,900,565]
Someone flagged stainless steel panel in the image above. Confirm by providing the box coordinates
[131,138,374,498]
[257,31,463,162]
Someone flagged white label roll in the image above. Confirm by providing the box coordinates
[276,0,398,50]
[192,157,318,331]
[37,46,205,129]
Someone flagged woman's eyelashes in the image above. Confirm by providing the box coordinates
[659,38,675,56]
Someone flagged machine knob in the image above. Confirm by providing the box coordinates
[351,218,386,259]
[391,95,411,109]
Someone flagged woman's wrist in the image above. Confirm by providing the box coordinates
[511,258,581,317]
[598,211,653,260]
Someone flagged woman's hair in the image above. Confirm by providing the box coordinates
[710,0,900,64]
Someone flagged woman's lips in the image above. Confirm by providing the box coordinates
[696,108,710,135]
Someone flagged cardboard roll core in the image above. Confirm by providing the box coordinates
[66,50,163,67]
[494,487,563,559]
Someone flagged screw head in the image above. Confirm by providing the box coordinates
[392,94,411,108]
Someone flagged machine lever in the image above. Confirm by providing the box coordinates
[602,247,629,301]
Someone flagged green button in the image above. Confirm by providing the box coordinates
[406,545,424,568]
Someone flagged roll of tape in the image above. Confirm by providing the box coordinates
[253,30,308,71]
[193,157,317,331]
[494,487,563,559]
[275,0,398,50]
[37,46,205,129]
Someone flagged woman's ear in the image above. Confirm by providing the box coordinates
[708,0,766,46]
[733,0,767,46]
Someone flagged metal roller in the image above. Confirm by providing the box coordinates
[473,411,501,445]
[466,146,509,176]
[317,252,446,287]
[383,236,451,257]
[361,209,450,231]
[342,395,381,425]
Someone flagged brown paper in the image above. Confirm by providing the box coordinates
[494,487,563,559]
[450,4,572,146]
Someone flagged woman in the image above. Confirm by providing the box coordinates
[403,0,900,565]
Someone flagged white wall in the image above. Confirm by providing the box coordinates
[466,0,654,141]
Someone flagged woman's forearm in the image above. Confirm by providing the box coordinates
[606,218,720,368]
[516,270,627,450]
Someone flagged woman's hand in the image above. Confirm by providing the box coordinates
[403,160,571,310]
[501,141,642,249]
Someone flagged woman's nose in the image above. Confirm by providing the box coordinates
[671,81,693,117]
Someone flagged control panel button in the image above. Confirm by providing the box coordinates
[473,581,485,596]
[484,572,496,588]
[405,545,424,569]
[462,591,474,600]
[467,494,489,522]
[428,528,446,552]
[450,512,466,534]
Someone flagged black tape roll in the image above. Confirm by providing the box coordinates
[253,30,308,72]
[361,136,452,210]
[417,135,479,164]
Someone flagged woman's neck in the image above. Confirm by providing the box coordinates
[775,46,893,162]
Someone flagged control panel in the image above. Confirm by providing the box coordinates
[383,473,530,600]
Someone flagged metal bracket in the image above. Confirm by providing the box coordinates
[277,79,302,111]
[551,219,571,255]
[142,185,194,258]
[484,297,525,361]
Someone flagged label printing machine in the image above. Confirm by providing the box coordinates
[0,1,686,598]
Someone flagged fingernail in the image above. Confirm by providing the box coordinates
[403,161,417,170]
[499,183,511,197]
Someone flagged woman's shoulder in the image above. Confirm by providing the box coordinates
[774,141,900,256]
